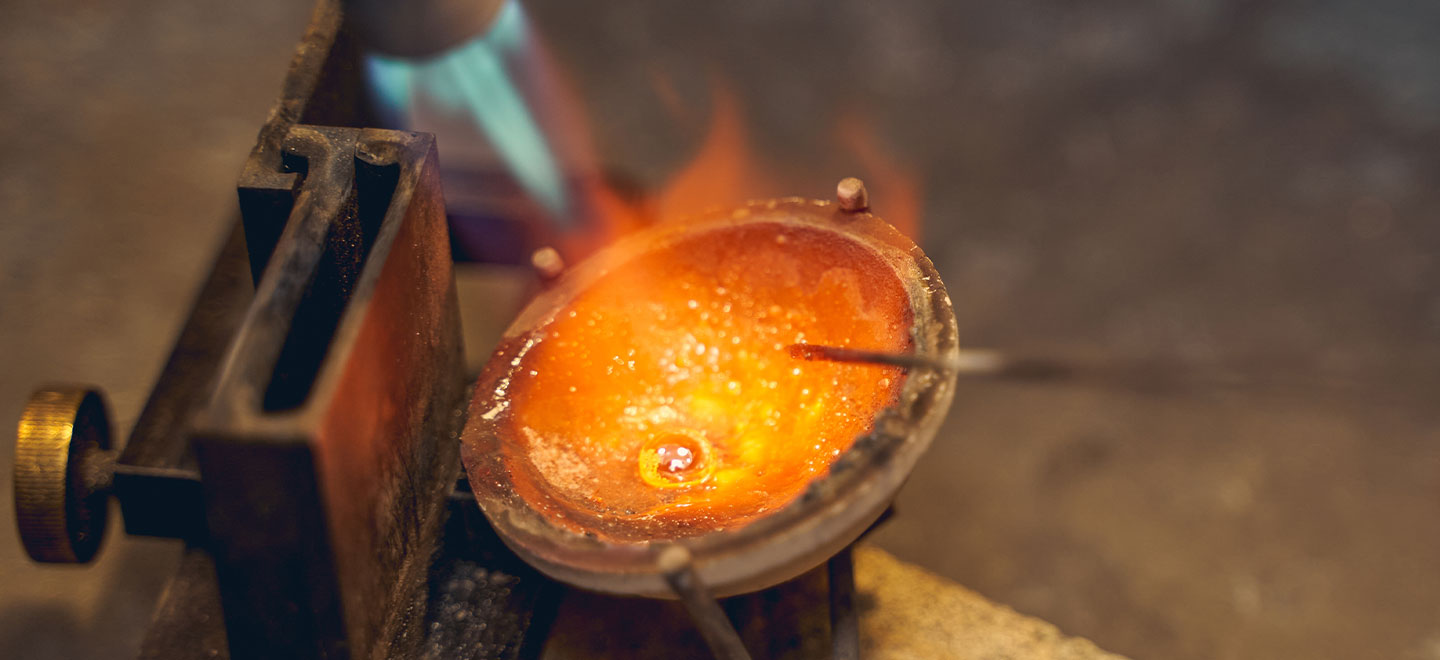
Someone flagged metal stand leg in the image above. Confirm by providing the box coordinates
[828,546,860,660]
[658,546,754,660]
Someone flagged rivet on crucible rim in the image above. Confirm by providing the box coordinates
[836,177,869,212]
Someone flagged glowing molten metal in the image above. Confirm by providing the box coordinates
[473,210,913,543]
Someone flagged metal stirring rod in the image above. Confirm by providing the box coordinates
[786,343,1007,376]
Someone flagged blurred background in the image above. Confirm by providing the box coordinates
[2,0,1439,658]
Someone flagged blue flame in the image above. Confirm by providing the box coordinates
[364,1,571,223]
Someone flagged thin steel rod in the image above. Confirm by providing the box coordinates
[828,546,860,660]
[787,343,1005,375]
[658,546,754,660]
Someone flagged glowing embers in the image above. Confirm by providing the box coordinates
[496,221,912,542]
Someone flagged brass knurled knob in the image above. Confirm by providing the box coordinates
[14,386,115,563]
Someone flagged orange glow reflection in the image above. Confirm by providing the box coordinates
[501,222,912,541]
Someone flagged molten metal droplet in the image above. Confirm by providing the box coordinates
[657,442,696,474]
[639,434,708,487]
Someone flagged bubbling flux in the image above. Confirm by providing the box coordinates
[498,222,912,542]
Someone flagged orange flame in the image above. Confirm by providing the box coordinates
[653,84,773,221]
[554,75,923,259]
[834,111,922,241]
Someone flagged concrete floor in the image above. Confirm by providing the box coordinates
[0,1,313,657]
[3,0,1439,659]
